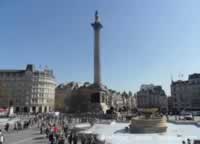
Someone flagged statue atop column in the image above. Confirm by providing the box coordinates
[95,10,99,22]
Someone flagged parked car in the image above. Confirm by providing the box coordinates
[184,113,193,120]
[192,111,200,116]
[179,112,193,120]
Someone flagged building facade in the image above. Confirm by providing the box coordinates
[136,84,167,112]
[0,64,56,113]
[108,90,137,112]
[109,90,123,111]
[171,73,200,112]
[167,96,173,113]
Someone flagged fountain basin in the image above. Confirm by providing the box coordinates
[129,117,167,133]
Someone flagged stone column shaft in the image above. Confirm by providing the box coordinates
[91,11,103,86]
[94,28,101,85]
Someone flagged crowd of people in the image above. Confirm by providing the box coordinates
[0,113,108,144]
[38,114,105,144]
[1,113,200,144]
[0,116,35,144]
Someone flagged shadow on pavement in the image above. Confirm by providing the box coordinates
[114,128,127,134]
[33,136,46,140]
[32,133,41,136]
[34,140,48,144]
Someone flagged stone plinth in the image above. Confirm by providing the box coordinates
[69,84,109,113]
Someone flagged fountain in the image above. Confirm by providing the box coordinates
[129,108,167,133]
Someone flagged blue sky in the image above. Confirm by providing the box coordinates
[1,0,200,95]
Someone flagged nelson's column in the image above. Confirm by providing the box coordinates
[70,11,109,113]
[92,11,102,87]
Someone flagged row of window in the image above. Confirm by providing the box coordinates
[31,93,54,98]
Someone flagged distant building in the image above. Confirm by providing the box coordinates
[110,91,137,112]
[130,95,137,110]
[167,96,173,113]
[121,91,134,111]
[55,82,135,113]
[55,82,81,112]
[109,91,123,110]
[140,84,155,91]
[0,64,56,113]
[171,73,200,112]
[136,84,167,112]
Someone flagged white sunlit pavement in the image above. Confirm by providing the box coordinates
[81,122,200,144]
[0,117,20,125]
[3,127,48,144]
[0,117,49,144]
[0,117,21,131]
[1,117,200,144]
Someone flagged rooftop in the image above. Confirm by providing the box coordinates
[189,73,200,80]
[0,64,55,78]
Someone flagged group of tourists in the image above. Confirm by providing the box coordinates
[36,113,106,144]
[0,113,48,144]
[45,126,102,144]
[0,113,115,144]
[182,138,192,144]
[4,118,35,133]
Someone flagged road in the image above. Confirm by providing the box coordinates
[168,115,200,122]
[3,127,49,144]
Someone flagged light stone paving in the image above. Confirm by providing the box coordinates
[3,127,48,144]
[81,122,200,144]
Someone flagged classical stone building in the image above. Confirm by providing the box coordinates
[136,84,167,112]
[108,90,137,112]
[0,64,56,113]
[108,90,122,109]
[171,73,200,112]
[130,95,137,110]
[121,91,135,110]
[55,82,81,112]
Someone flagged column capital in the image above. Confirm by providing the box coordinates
[91,11,103,30]
[91,22,103,30]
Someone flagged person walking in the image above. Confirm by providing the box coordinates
[73,133,78,144]
[4,123,9,133]
[49,132,55,144]
[40,126,43,134]
[87,135,92,144]
[187,138,191,144]
[45,127,50,138]
[68,132,73,144]
[90,135,95,144]
[0,130,5,144]
[81,135,87,144]
[58,135,65,144]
